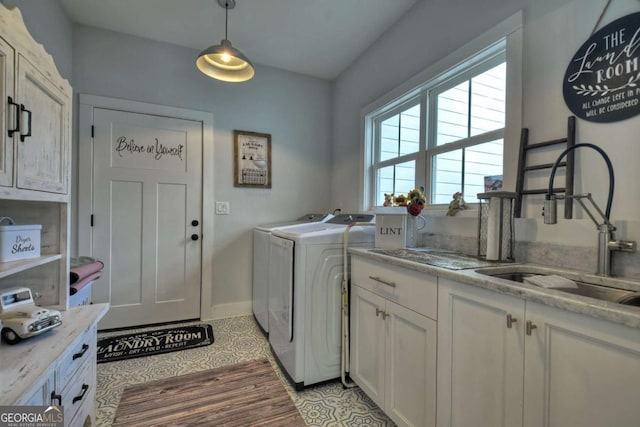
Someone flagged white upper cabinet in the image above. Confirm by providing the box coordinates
[0,4,71,310]
[0,36,15,187]
[0,6,71,201]
[15,54,69,194]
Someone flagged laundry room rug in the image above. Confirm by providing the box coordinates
[111,358,305,427]
[97,324,214,363]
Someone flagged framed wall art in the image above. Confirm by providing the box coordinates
[233,130,272,188]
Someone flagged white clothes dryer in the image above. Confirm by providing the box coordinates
[252,213,332,334]
[268,213,375,389]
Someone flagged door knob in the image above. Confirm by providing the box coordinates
[191,234,199,241]
[191,220,199,227]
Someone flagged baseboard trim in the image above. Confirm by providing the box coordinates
[204,301,252,320]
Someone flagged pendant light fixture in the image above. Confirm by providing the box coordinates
[196,0,255,82]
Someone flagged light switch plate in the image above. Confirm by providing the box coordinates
[215,201,230,215]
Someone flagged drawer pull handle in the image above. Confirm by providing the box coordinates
[506,314,518,329]
[50,391,62,405]
[7,96,20,137]
[19,104,32,142]
[73,343,90,360]
[72,384,89,404]
[526,321,538,336]
[369,275,396,288]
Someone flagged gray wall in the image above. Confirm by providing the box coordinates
[331,0,640,256]
[8,0,640,310]
[2,0,72,80]
[70,25,333,316]
[330,0,561,212]
[4,0,333,317]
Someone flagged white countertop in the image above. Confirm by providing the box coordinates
[0,303,109,404]
[350,247,640,329]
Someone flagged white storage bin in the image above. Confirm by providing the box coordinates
[374,207,408,248]
[0,218,42,262]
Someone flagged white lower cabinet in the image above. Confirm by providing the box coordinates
[350,257,437,427]
[438,277,640,427]
[3,305,108,427]
[523,301,640,427]
[21,372,54,406]
[437,278,525,427]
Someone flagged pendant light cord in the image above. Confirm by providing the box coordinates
[225,2,229,40]
[591,0,613,34]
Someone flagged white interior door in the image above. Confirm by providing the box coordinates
[91,108,202,329]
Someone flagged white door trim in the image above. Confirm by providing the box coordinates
[77,94,215,320]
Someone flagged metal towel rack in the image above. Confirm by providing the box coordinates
[514,116,576,218]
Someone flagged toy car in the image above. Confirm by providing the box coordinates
[0,287,62,345]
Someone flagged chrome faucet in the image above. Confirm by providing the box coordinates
[544,143,636,277]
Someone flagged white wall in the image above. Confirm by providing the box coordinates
[331,0,640,250]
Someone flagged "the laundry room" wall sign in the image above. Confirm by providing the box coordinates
[563,12,640,123]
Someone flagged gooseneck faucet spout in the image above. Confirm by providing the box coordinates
[544,143,635,277]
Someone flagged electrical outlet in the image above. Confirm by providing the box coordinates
[215,201,230,215]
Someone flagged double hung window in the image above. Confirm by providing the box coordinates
[367,42,508,207]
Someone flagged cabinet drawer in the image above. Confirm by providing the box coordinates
[60,359,93,423]
[57,325,96,392]
[68,386,94,427]
[352,256,437,319]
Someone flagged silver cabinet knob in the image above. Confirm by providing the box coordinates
[506,314,518,329]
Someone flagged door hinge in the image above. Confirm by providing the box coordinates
[91,125,94,138]
[90,214,94,227]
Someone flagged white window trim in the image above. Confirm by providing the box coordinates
[359,11,523,211]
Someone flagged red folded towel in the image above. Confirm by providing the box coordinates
[70,271,102,295]
[70,260,104,284]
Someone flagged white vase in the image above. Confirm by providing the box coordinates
[405,215,425,248]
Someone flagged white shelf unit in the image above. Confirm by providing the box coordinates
[0,4,72,311]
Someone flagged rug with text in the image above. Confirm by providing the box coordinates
[97,324,214,363]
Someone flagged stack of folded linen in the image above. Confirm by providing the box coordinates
[70,256,104,295]
[523,274,578,289]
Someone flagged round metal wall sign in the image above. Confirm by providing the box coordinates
[563,12,640,123]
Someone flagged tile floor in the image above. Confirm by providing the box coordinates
[96,315,395,426]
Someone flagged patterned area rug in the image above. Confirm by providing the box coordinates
[97,324,214,363]
[112,358,304,426]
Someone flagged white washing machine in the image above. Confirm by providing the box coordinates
[253,213,333,334]
[268,213,375,389]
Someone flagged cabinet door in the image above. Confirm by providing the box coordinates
[437,278,525,427]
[15,54,69,194]
[385,299,436,427]
[524,301,640,427]
[350,285,386,408]
[0,36,14,187]
[20,374,52,406]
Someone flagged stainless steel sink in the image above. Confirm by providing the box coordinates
[476,269,640,306]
